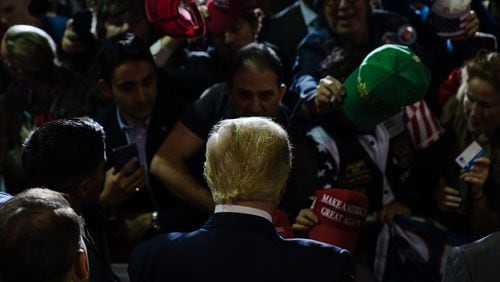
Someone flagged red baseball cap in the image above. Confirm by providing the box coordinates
[309,189,369,253]
[145,0,205,38]
[205,0,263,33]
[272,209,294,238]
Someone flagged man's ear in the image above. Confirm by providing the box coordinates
[74,248,89,281]
[278,84,287,100]
[226,84,233,102]
[98,79,114,100]
[74,177,91,200]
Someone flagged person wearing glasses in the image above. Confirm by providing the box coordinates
[291,0,423,115]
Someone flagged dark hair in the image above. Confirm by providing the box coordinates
[21,117,106,192]
[227,42,284,86]
[95,0,147,39]
[0,188,82,282]
[242,9,264,35]
[97,32,156,85]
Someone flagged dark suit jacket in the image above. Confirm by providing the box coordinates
[84,228,119,282]
[443,231,500,282]
[94,94,206,232]
[128,212,354,282]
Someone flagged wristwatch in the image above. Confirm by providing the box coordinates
[151,211,161,231]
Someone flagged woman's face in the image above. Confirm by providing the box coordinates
[0,37,20,80]
[210,18,257,60]
[463,77,500,136]
[323,0,369,38]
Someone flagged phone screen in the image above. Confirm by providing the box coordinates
[110,143,140,174]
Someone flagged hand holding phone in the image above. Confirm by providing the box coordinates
[100,144,145,210]
[110,143,140,175]
[72,9,93,37]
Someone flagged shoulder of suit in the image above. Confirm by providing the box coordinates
[283,237,351,256]
[461,231,500,256]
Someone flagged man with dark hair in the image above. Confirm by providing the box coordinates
[0,188,88,282]
[151,42,288,216]
[93,32,189,260]
[22,118,106,200]
[21,117,119,282]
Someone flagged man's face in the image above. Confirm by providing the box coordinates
[323,0,368,37]
[105,11,152,43]
[211,18,256,59]
[108,60,157,124]
[0,0,29,26]
[228,66,285,118]
[0,36,20,80]
[88,159,105,201]
[463,77,500,137]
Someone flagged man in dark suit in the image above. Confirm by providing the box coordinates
[94,33,202,261]
[444,231,500,282]
[129,117,354,281]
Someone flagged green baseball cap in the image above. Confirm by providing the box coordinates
[342,44,431,129]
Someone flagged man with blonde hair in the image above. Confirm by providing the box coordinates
[129,117,354,282]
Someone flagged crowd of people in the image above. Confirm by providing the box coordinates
[0,0,500,281]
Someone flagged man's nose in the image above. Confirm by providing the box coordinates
[248,97,262,113]
[135,87,148,102]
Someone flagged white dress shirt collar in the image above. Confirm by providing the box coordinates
[214,204,272,223]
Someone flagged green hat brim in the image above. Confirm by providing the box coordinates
[342,68,400,129]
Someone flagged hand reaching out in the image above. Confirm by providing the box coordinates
[449,10,479,41]
[461,157,490,200]
[378,201,411,223]
[62,19,86,53]
[436,185,462,212]
[99,157,145,211]
[292,208,318,233]
[314,75,346,115]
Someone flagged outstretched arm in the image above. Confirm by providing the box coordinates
[150,121,214,213]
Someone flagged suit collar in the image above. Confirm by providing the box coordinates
[203,213,279,240]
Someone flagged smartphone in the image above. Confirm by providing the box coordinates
[72,9,93,36]
[110,143,140,174]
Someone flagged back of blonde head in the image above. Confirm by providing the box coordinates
[204,117,291,203]
[3,25,58,81]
